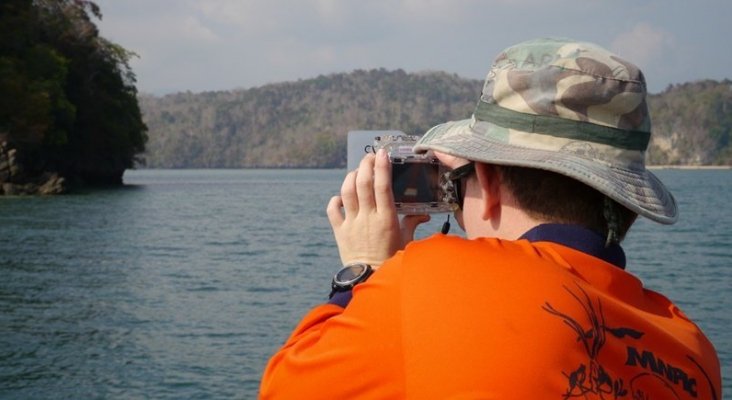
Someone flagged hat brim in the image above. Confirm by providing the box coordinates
[414,119,678,224]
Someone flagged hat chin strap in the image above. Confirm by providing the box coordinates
[603,196,620,246]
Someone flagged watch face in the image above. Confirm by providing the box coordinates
[330,264,373,298]
[336,264,368,285]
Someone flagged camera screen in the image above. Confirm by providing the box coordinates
[392,163,439,203]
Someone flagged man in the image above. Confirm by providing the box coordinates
[260,38,721,399]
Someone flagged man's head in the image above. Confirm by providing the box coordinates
[415,37,677,235]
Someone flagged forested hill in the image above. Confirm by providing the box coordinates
[1,0,147,195]
[139,71,732,168]
[647,80,732,165]
[139,69,480,168]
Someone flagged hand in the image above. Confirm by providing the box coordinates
[327,149,429,268]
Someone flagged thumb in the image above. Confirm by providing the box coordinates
[400,214,431,246]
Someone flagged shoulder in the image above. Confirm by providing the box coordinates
[404,233,525,255]
[400,233,569,275]
[387,234,578,308]
[390,234,599,332]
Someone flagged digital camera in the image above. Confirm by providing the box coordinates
[371,134,458,214]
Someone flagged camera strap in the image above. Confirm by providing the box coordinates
[441,215,451,234]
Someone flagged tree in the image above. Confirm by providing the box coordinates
[0,0,147,192]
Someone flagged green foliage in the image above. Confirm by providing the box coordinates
[0,2,73,146]
[140,69,481,168]
[0,0,147,185]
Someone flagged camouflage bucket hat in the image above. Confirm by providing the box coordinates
[414,37,677,224]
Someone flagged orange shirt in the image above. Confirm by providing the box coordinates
[260,232,721,399]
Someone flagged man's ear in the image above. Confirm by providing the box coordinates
[474,163,501,221]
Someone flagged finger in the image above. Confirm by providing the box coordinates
[326,195,344,228]
[373,148,394,212]
[355,153,376,211]
[340,170,359,216]
[401,214,431,244]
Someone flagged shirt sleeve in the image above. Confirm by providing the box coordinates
[258,253,406,399]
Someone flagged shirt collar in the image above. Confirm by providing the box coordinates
[519,224,626,269]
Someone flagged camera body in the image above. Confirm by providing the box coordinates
[353,132,457,214]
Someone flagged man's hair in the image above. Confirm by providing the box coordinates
[496,165,637,242]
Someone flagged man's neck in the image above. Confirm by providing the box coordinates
[468,204,546,240]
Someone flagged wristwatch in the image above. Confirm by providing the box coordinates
[329,263,373,298]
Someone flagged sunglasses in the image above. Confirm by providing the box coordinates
[445,162,475,210]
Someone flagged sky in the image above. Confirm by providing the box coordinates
[92,0,732,95]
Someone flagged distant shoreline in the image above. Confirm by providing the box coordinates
[127,165,732,171]
[648,165,732,170]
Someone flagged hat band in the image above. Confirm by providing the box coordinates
[474,101,650,151]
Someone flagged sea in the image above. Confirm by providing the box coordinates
[0,168,730,399]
